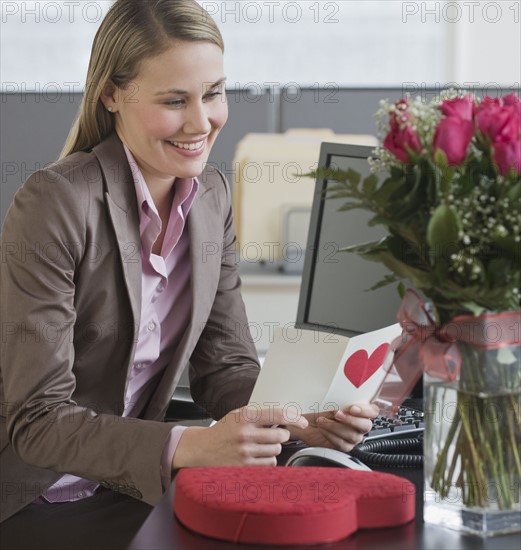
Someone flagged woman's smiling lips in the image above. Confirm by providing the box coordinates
[165,138,207,156]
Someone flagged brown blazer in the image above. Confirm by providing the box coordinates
[0,133,260,522]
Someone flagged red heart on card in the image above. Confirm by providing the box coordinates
[343,343,390,388]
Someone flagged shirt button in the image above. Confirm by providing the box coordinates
[78,491,85,498]
[157,282,165,293]
[147,322,156,332]
[135,363,144,370]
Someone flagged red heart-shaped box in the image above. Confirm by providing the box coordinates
[174,466,415,545]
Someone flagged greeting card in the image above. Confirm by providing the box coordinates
[248,324,403,414]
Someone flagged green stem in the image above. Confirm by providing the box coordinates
[490,399,510,509]
[430,402,461,496]
[457,396,487,505]
[507,395,521,477]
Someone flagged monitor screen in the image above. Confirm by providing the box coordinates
[295,142,403,339]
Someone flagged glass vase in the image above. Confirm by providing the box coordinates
[423,340,521,536]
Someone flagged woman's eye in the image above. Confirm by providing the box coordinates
[164,99,185,107]
[204,91,224,102]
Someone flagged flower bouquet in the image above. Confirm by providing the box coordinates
[310,91,521,536]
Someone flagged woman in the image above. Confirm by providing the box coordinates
[0,0,377,539]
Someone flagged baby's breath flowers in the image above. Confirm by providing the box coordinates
[370,95,443,172]
[448,177,520,297]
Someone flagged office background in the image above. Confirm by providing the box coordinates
[2,1,520,223]
[1,6,521,547]
[2,0,519,358]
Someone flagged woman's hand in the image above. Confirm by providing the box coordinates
[287,403,379,453]
[172,406,308,469]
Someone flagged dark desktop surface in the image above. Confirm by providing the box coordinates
[128,444,521,550]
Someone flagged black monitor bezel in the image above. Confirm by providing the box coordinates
[295,141,377,338]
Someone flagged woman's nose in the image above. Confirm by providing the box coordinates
[183,102,212,135]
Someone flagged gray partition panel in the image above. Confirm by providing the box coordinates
[279,88,404,135]
[0,93,82,222]
[279,86,520,135]
[0,90,273,223]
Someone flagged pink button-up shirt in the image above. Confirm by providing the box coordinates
[38,145,198,502]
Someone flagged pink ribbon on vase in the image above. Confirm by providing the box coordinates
[372,289,521,414]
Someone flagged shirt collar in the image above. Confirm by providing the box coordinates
[122,143,199,238]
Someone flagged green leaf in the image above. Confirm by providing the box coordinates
[434,148,448,169]
[368,215,399,227]
[507,181,521,202]
[486,258,510,287]
[372,177,406,207]
[373,252,433,289]
[385,233,424,268]
[390,166,405,179]
[440,166,455,196]
[391,166,429,219]
[397,281,406,298]
[427,204,461,261]
[459,302,487,316]
[342,238,433,290]
[310,167,362,186]
[362,174,378,196]
[491,237,521,269]
[392,223,426,251]
[340,238,387,256]
[337,203,365,212]
[367,273,402,291]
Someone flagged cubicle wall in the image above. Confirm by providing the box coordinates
[279,87,403,134]
[0,89,272,222]
[1,85,517,222]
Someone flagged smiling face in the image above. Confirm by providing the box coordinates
[105,40,228,186]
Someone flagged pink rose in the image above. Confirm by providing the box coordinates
[476,94,521,175]
[476,96,502,110]
[383,100,422,163]
[476,104,520,143]
[432,96,476,166]
[493,140,521,176]
[433,116,474,166]
[384,124,422,163]
[503,93,521,114]
[389,99,411,126]
[440,95,474,122]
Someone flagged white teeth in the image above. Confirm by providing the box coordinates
[170,140,204,151]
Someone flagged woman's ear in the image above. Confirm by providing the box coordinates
[100,80,118,112]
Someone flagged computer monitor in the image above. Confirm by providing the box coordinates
[295,142,424,404]
[295,142,423,402]
[296,142,403,338]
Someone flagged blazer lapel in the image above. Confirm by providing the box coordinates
[93,134,142,350]
[185,185,216,349]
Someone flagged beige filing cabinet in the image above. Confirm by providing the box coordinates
[232,129,378,263]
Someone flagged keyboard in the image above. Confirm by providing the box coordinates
[366,403,424,441]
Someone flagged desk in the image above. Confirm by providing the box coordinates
[128,447,521,550]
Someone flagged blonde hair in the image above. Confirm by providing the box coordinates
[60,0,224,158]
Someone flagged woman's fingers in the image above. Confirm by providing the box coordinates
[316,417,367,447]
[178,406,307,467]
